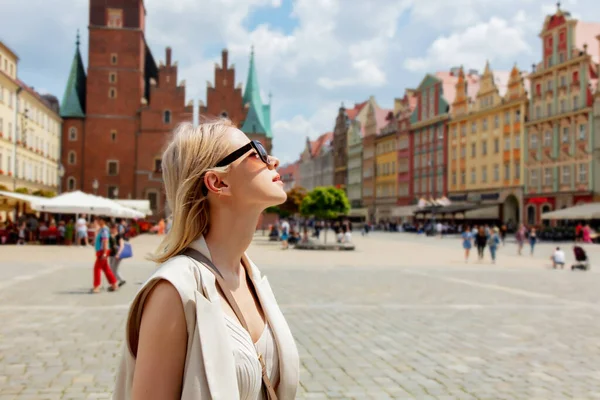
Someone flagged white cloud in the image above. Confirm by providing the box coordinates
[404,15,531,72]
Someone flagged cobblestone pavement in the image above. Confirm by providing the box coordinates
[1,232,600,399]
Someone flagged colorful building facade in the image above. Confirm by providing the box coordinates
[410,72,457,203]
[524,5,600,224]
[448,64,528,224]
[374,110,396,222]
[298,132,334,191]
[345,100,369,218]
[0,41,62,194]
[395,91,417,207]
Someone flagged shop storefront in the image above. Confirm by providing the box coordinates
[448,188,522,225]
[524,193,593,225]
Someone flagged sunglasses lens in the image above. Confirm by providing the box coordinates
[255,142,269,163]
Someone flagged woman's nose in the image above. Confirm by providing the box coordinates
[268,156,280,169]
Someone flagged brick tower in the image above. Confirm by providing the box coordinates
[60,0,194,219]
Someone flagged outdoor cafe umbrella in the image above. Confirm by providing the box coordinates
[32,190,145,218]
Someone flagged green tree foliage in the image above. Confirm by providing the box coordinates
[32,189,57,198]
[300,186,350,220]
[15,187,30,194]
[279,186,307,215]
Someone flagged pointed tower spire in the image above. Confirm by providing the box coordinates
[483,60,491,75]
[241,47,272,138]
[60,31,87,118]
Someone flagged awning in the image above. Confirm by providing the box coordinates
[0,190,45,212]
[347,208,368,218]
[114,199,153,216]
[542,202,600,220]
[33,191,146,218]
[391,205,418,217]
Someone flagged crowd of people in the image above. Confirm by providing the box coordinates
[268,218,354,248]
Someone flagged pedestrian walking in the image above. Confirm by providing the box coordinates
[109,223,127,287]
[114,120,299,400]
[489,227,501,264]
[76,215,88,246]
[91,217,119,293]
[516,224,526,255]
[461,225,473,262]
[475,226,488,261]
[529,227,538,255]
[280,219,290,249]
[500,224,507,246]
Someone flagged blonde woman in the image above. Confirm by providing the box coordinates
[114,120,299,400]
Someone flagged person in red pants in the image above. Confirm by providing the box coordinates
[92,217,119,293]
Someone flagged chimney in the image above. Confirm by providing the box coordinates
[222,49,228,69]
[166,47,172,66]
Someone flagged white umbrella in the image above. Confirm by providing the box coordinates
[33,191,145,218]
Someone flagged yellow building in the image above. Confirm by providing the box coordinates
[374,113,397,222]
[448,64,528,224]
[0,41,62,195]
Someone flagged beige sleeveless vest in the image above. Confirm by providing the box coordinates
[113,236,300,399]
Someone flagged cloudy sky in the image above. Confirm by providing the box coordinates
[2,0,600,164]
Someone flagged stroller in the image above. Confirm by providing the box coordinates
[572,246,590,271]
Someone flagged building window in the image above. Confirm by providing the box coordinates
[68,151,76,165]
[482,118,488,131]
[107,160,119,176]
[452,126,457,138]
[452,147,457,160]
[494,115,499,129]
[452,172,457,186]
[547,103,552,116]
[67,177,76,191]
[163,110,172,124]
[107,8,123,28]
[494,138,499,154]
[579,124,586,141]
[109,72,117,83]
[573,96,579,109]
[461,124,466,137]
[154,158,162,172]
[147,191,158,211]
[69,127,77,141]
[220,111,229,118]
[461,170,466,185]
[559,165,571,185]
[471,121,476,134]
[515,162,520,180]
[530,169,538,186]
[535,106,541,119]
[494,164,499,182]
[110,53,118,65]
[560,75,566,87]
[515,110,521,122]
[515,133,521,149]
[109,88,117,99]
[530,134,538,149]
[504,163,510,180]
[504,111,510,125]
[482,141,487,156]
[111,130,117,142]
[544,168,552,186]
[460,146,466,159]
[470,168,476,184]
[579,163,587,183]
[560,99,565,113]
[471,143,476,158]
[544,131,552,147]
[504,136,510,151]
[562,127,569,143]
[482,166,487,183]
[437,125,444,140]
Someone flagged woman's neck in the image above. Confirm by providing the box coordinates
[204,206,261,278]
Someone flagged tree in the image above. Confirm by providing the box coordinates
[15,187,30,194]
[300,186,350,243]
[279,187,307,216]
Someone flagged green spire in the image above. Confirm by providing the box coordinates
[60,30,86,118]
[241,47,272,138]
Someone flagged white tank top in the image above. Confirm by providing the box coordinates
[224,314,280,400]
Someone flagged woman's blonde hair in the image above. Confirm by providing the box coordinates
[151,119,234,264]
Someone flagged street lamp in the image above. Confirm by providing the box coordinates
[58,164,65,193]
[92,178,99,195]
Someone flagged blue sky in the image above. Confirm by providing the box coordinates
[2,0,600,164]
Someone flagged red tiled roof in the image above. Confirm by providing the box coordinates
[346,101,368,120]
[310,131,334,157]
[278,161,300,182]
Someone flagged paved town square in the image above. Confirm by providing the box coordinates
[1,233,600,400]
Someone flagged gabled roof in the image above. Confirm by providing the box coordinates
[241,48,273,138]
[310,132,334,157]
[346,101,368,120]
[60,33,86,118]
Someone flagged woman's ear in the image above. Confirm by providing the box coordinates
[204,171,231,196]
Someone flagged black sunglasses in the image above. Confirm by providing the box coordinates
[202,140,271,196]
[215,140,270,167]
